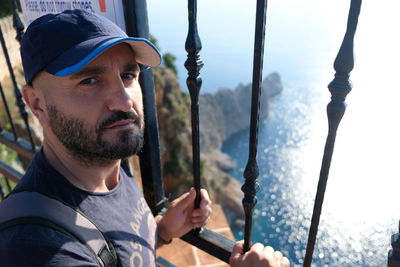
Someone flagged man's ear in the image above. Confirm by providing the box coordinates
[22,85,47,124]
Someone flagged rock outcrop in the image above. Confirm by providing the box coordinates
[199,72,283,154]
[153,65,283,227]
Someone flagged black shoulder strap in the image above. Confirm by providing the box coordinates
[0,191,117,267]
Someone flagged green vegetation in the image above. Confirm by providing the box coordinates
[0,143,19,197]
[200,158,205,179]
[0,0,21,18]
[162,53,177,75]
[0,69,28,199]
[0,0,12,18]
[149,35,160,51]
[164,149,187,176]
[149,35,178,75]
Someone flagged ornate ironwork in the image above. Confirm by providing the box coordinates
[0,183,4,200]
[9,0,25,42]
[303,1,362,266]
[389,221,400,266]
[185,0,204,215]
[0,12,34,150]
[0,83,18,140]
[4,176,12,194]
[241,0,268,252]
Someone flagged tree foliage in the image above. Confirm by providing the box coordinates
[0,0,13,18]
[162,53,177,75]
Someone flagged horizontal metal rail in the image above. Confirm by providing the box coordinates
[181,228,235,263]
[0,159,23,184]
[0,130,37,161]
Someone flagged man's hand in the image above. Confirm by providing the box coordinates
[157,188,212,243]
[229,241,290,267]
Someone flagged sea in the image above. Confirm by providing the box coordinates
[147,0,400,266]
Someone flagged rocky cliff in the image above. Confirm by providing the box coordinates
[153,65,283,227]
[199,72,283,154]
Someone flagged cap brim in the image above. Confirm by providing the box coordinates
[48,37,161,77]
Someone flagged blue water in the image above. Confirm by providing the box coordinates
[222,83,395,266]
[148,0,400,266]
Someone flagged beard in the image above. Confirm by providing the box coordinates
[46,104,144,166]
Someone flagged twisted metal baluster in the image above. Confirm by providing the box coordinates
[10,0,24,42]
[242,0,268,253]
[303,1,361,266]
[0,82,17,140]
[6,0,35,150]
[389,221,400,266]
[0,183,4,200]
[4,177,12,195]
[185,0,204,224]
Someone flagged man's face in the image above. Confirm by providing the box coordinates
[34,43,144,166]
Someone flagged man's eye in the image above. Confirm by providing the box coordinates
[121,73,136,80]
[80,77,97,85]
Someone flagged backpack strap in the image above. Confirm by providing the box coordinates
[0,191,117,267]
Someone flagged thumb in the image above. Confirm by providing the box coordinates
[173,187,196,210]
[229,241,244,264]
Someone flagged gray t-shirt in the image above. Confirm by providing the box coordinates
[0,149,156,266]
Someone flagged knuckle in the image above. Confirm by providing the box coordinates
[281,256,290,266]
[274,250,283,258]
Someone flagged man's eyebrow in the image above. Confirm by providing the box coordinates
[124,63,140,73]
[69,66,108,79]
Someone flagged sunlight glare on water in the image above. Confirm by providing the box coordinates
[224,1,400,265]
[148,0,400,265]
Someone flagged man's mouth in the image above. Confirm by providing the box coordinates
[103,119,136,130]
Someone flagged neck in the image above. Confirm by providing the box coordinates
[43,141,121,193]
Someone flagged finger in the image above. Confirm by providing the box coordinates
[192,214,211,228]
[273,250,282,260]
[250,243,265,254]
[281,256,290,267]
[263,245,274,259]
[231,240,244,257]
[192,205,212,217]
[172,187,196,210]
[200,189,211,207]
[193,221,208,228]
[192,215,210,227]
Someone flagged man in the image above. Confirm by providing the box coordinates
[0,9,289,267]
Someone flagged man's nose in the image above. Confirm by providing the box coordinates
[106,78,134,112]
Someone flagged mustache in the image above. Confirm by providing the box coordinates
[98,111,140,130]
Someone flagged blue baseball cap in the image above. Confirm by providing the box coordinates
[21,9,161,84]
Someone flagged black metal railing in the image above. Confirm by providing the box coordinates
[122,0,166,215]
[1,0,398,266]
[241,0,268,253]
[389,221,400,266]
[0,1,37,199]
[303,0,361,266]
[185,0,203,221]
